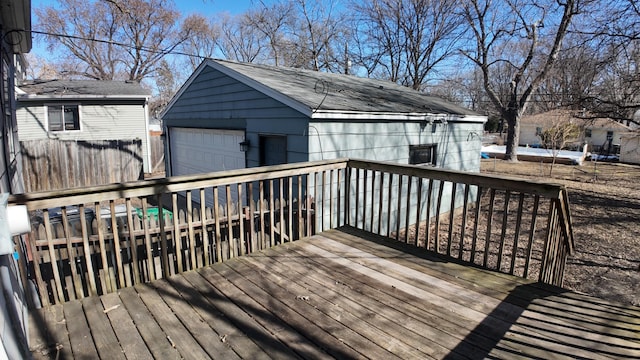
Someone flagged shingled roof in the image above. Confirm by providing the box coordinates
[18,79,149,98]
[167,59,482,119]
[521,109,632,130]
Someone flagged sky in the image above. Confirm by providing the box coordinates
[28,0,273,69]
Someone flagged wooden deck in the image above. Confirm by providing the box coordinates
[29,227,640,359]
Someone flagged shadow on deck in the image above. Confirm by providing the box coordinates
[29,227,640,359]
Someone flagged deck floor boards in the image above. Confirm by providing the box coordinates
[29,227,640,359]
[100,292,152,360]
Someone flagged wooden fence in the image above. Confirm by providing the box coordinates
[148,133,165,175]
[9,158,573,306]
[20,139,143,192]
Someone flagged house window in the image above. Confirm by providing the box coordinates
[535,127,543,136]
[409,144,437,166]
[48,105,80,132]
[606,131,613,141]
[585,129,592,137]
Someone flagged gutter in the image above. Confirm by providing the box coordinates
[17,94,149,101]
[310,110,488,123]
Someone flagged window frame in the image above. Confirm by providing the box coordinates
[46,104,81,132]
[606,130,614,141]
[535,126,543,136]
[409,144,437,167]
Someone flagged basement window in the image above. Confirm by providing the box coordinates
[409,144,437,166]
[48,105,80,132]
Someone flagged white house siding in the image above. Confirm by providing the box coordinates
[16,102,150,172]
[519,123,543,147]
[308,120,484,235]
[585,128,623,152]
[620,133,640,164]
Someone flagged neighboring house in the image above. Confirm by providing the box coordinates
[15,80,152,190]
[1,0,32,358]
[162,59,486,177]
[520,109,631,153]
[620,132,640,165]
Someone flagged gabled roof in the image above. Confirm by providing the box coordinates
[17,79,150,100]
[164,58,484,121]
[521,109,632,131]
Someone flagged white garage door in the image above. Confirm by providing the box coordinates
[169,127,245,206]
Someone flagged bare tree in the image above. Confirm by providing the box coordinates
[149,59,179,118]
[35,0,120,79]
[24,53,62,80]
[217,13,268,63]
[572,0,640,125]
[585,44,640,125]
[290,0,346,71]
[35,0,194,82]
[351,0,464,90]
[532,37,600,113]
[461,0,582,161]
[245,0,295,66]
[178,14,220,71]
[539,121,581,176]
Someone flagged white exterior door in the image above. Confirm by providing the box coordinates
[169,127,245,206]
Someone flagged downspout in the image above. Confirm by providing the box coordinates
[143,97,151,174]
[1,47,13,194]
[0,195,30,360]
[164,126,171,176]
[0,254,29,360]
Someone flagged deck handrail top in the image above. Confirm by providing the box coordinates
[347,159,568,199]
[12,157,568,205]
[9,158,350,209]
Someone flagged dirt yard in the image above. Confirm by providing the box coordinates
[481,158,640,306]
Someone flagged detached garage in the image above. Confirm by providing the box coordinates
[161,59,487,178]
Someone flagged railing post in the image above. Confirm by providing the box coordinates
[540,199,558,284]
[345,166,351,226]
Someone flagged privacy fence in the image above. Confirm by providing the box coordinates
[20,139,143,192]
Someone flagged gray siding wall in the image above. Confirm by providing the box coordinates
[16,101,150,172]
[309,120,484,235]
[163,66,310,171]
[308,121,484,172]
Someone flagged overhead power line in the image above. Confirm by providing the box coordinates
[25,29,207,59]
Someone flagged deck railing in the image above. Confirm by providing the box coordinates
[342,160,574,287]
[9,158,573,306]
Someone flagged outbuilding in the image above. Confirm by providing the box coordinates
[16,80,151,191]
[161,59,486,179]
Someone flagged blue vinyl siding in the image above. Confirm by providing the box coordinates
[164,66,310,170]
